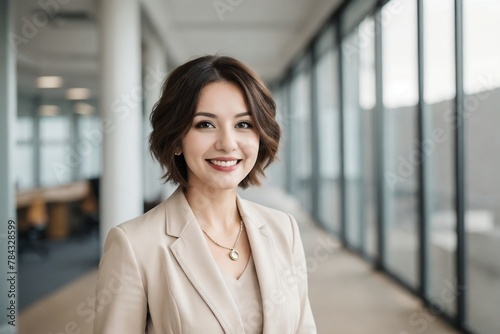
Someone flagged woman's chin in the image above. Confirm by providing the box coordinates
[188,176,244,192]
[209,180,242,191]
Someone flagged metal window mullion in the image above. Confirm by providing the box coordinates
[354,29,367,256]
[358,97,367,256]
[416,0,430,303]
[454,0,467,328]
[337,18,347,247]
[374,8,386,270]
[310,47,321,222]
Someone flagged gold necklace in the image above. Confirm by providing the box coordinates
[202,221,243,261]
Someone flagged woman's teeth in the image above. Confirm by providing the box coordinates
[210,160,238,167]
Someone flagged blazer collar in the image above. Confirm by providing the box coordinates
[163,187,266,236]
[240,201,282,333]
[164,187,281,333]
[163,187,196,237]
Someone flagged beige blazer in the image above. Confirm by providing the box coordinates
[94,188,316,334]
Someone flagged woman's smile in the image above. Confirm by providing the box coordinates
[207,158,242,171]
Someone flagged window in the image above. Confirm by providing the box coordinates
[289,60,313,212]
[315,46,341,232]
[464,0,500,332]
[342,30,363,248]
[39,115,72,186]
[358,17,377,258]
[423,0,456,317]
[382,0,419,287]
[280,0,500,331]
[78,115,102,180]
[16,116,35,189]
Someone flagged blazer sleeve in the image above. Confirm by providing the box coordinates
[94,226,148,334]
[288,214,318,334]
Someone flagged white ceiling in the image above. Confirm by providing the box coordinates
[15,0,343,100]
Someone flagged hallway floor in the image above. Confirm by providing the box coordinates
[18,187,460,334]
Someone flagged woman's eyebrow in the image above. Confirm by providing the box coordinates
[194,111,251,118]
[194,112,216,118]
[235,112,251,118]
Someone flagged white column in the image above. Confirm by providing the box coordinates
[142,33,172,203]
[0,0,17,332]
[99,0,143,250]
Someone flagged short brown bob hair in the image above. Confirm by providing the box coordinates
[149,55,281,189]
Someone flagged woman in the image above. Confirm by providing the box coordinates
[94,55,317,333]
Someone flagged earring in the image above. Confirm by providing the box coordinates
[174,151,181,156]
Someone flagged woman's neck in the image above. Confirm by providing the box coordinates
[184,186,240,232]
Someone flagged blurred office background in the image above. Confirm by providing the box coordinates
[0,0,499,333]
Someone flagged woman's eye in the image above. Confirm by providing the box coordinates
[195,121,214,129]
[236,121,253,129]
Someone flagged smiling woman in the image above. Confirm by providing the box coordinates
[94,55,317,334]
[149,55,280,189]
[181,82,260,191]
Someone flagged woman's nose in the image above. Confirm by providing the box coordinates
[215,128,238,152]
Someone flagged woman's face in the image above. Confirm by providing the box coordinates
[181,82,260,191]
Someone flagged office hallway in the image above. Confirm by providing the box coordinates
[18,188,459,334]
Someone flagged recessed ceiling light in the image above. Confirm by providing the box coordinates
[37,76,64,88]
[74,102,95,115]
[66,88,91,100]
[39,105,60,116]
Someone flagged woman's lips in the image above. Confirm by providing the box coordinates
[206,159,241,172]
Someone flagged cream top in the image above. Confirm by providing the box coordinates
[218,256,264,333]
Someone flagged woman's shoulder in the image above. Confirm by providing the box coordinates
[101,201,171,265]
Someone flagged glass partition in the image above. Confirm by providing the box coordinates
[315,47,341,232]
[464,0,500,332]
[423,0,456,318]
[382,0,419,287]
[289,64,313,212]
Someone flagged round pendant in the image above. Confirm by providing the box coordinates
[229,249,239,261]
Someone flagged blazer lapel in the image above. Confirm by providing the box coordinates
[237,195,282,334]
[165,189,244,333]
